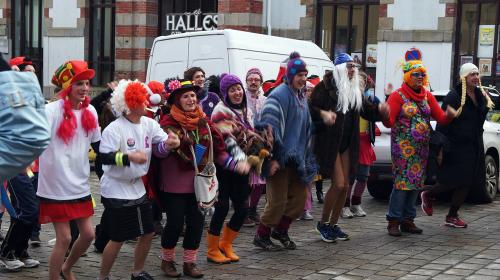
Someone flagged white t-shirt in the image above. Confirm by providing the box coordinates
[37,100,101,200]
[100,116,168,200]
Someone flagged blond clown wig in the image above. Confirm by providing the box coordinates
[402,48,429,88]
[457,63,494,117]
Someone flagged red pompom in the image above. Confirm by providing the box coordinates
[125,82,148,110]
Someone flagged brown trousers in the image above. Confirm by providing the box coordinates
[260,168,308,227]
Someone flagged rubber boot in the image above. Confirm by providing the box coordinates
[206,232,230,264]
[387,220,402,237]
[219,225,240,262]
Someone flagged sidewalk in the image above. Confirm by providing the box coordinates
[2,173,500,279]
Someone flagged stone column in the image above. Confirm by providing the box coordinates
[43,0,87,95]
[218,0,264,33]
[114,0,158,82]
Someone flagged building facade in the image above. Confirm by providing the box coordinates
[0,0,498,95]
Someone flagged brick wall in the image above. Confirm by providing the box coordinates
[114,0,158,82]
[218,0,264,34]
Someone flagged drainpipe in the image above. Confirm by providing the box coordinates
[266,0,271,35]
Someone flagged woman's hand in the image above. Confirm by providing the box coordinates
[235,161,251,175]
[437,148,443,166]
[269,160,280,176]
[165,130,180,150]
[445,105,458,119]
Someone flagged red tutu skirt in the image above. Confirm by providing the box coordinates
[359,133,376,165]
[39,199,94,224]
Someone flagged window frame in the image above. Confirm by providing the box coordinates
[10,0,43,83]
[88,0,116,86]
[454,0,500,86]
[316,1,379,71]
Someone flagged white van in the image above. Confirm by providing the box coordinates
[146,29,333,83]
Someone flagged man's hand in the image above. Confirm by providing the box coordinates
[269,160,280,176]
[128,151,148,164]
[107,81,118,91]
[378,103,390,121]
[165,130,180,150]
[320,110,337,126]
[235,161,250,175]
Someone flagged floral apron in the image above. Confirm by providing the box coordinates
[391,91,431,190]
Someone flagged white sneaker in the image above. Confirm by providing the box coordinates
[341,207,354,218]
[0,251,25,271]
[19,251,39,268]
[301,211,314,220]
[350,205,366,217]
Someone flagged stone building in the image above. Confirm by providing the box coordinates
[0,0,498,95]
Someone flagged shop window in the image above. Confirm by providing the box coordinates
[158,0,218,36]
[456,1,499,86]
[316,1,379,74]
[11,0,43,83]
[320,6,333,58]
[89,0,115,86]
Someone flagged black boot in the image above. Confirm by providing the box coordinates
[315,180,324,204]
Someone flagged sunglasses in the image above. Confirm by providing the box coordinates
[411,72,426,78]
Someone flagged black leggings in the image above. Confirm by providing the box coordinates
[159,192,204,250]
[426,183,470,217]
[209,167,250,235]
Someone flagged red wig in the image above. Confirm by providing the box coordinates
[57,86,97,144]
[125,82,149,110]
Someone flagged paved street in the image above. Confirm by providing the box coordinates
[2,173,500,280]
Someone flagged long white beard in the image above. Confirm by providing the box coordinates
[332,63,362,114]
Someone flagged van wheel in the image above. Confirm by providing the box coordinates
[367,179,392,200]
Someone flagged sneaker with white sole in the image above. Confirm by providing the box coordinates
[301,211,314,220]
[340,207,354,218]
[350,205,366,217]
[0,251,25,271]
[19,251,39,268]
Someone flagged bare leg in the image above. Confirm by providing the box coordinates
[62,216,95,279]
[49,222,72,280]
[99,240,123,279]
[133,232,154,275]
[329,151,350,225]
[321,154,344,223]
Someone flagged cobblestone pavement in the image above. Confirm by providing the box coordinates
[2,173,500,280]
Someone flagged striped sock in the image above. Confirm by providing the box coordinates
[183,249,198,263]
[162,248,175,262]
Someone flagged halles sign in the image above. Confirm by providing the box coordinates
[165,9,218,35]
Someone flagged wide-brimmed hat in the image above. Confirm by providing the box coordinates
[167,79,200,105]
[51,60,95,90]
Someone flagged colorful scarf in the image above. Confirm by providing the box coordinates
[167,104,206,131]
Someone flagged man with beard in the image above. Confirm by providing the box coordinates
[310,53,389,243]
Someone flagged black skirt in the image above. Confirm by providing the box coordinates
[102,198,154,242]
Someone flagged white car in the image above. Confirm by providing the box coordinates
[368,89,500,203]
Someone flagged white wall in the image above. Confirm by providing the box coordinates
[43,36,85,87]
[49,0,80,28]
[375,42,453,100]
[263,0,306,30]
[387,0,445,30]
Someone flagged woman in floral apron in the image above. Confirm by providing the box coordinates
[383,49,457,237]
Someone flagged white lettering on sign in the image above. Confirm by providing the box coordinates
[165,9,218,34]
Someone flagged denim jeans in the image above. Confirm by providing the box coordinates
[386,188,419,221]
[7,174,39,225]
[1,174,38,256]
